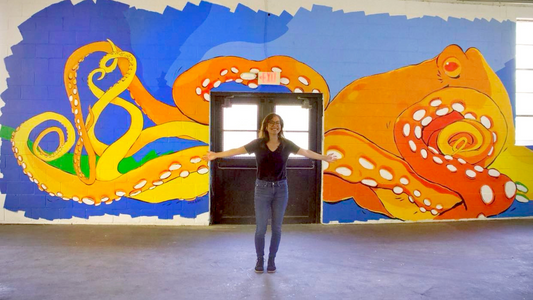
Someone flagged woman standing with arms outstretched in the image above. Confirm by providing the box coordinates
[204,113,337,273]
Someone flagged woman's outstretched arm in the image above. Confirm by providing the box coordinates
[203,147,248,161]
[297,148,338,162]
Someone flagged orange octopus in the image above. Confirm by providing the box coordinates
[323,45,518,220]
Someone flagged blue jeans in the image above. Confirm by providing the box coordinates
[254,179,289,259]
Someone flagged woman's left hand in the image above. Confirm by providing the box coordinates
[325,153,338,163]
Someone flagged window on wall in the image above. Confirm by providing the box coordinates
[516,19,533,145]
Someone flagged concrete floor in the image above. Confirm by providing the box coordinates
[0,220,532,300]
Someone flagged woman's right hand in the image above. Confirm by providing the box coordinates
[203,151,218,161]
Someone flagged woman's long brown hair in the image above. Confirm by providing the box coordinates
[259,113,285,142]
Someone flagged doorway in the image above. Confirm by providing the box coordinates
[210,92,323,224]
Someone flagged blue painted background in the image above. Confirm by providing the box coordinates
[1,0,530,221]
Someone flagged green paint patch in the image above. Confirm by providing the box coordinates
[0,125,15,140]
[118,150,174,173]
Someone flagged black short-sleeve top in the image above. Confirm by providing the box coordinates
[244,138,300,182]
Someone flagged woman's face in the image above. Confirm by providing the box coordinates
[267,116,282,137]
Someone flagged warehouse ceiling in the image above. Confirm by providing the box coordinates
[447,0,533,4]
[458,0,533,3]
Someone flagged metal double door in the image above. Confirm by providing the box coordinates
[210,92,323,224]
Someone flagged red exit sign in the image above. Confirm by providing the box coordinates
[257,71,281,85]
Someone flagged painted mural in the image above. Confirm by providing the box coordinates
[1,0,532,222]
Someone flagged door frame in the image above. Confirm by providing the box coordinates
[208,92,324,224]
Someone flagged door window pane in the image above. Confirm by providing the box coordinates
[515,116,533,145]
[275,105,309,131]
[223,131,257,156]
[516,93,533,115]
[223,104,257,130]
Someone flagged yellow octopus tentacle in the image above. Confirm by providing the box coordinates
[87,41,137,128]
[93,98,143,181]
[32,126,70,161]
[84,43,141,181]
[66,40,136,183]
[21,113,76,163]
[65,43,98,185]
